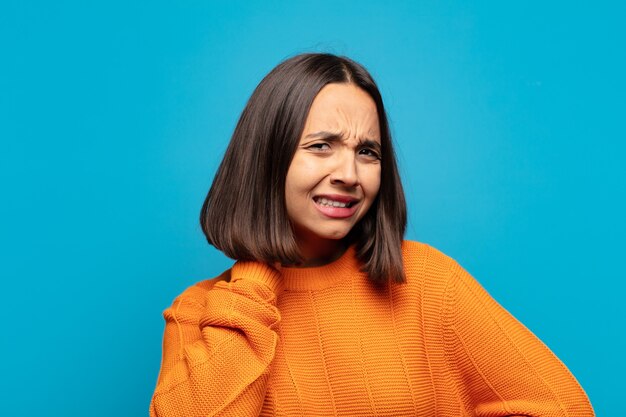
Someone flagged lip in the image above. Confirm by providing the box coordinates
[314,194,360,204]
[312,194,361,219]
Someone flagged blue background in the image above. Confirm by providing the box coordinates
[1,1,624,415]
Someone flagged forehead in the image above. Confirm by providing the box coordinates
[302,83,380,139]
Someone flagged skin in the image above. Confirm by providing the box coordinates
[285,83,382,266]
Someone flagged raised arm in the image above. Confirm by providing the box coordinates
[442,261,594,417]
[150,261,282,417]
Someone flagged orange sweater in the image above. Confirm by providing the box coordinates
[150,241,593,416]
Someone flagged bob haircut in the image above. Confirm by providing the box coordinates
[200,53,407,284]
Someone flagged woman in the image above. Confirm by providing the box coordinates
[150,53,593,416]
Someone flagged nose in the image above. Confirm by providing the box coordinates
[329,151,359,187]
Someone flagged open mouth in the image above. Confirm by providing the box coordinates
[313,196,357,208]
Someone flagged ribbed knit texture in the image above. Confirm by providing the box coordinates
[150,241,594,416]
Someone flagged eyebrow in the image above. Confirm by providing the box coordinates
[303,130,381,151]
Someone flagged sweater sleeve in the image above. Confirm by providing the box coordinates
[149,261,283,417]
[442,261,594,417]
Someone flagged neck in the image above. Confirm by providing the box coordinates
[292,238,348,267]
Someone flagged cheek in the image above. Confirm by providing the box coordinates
[362,166,381,199]
[285,157,316,207]
[286,156,323,192]
[284,175,301,211]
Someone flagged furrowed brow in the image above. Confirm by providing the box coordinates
[303,131,381,146]
[303,131,343,141]
[359,139,382,153]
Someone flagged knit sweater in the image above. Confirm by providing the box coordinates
[150,241,593,416]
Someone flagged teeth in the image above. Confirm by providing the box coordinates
[317,197,348,208]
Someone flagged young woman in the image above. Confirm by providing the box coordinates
[150,53,594,416]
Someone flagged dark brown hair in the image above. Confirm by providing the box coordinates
[200,53,407,283]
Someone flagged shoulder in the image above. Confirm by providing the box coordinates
[170,269,232,306]
[401,240,493,301]
[400,240,464,288]
[401,240,460,271]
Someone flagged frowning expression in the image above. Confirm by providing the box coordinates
[285,83,381,262]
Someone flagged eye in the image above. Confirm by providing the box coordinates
[358,147,381,160]
[307,142,331,152]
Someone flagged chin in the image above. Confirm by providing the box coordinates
[320,227,353,240]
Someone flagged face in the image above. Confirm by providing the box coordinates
[285,83,382,264]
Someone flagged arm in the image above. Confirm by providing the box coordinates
[442,261,594,417]
[150,261,282,417]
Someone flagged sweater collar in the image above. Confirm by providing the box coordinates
[279,245,363,291]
